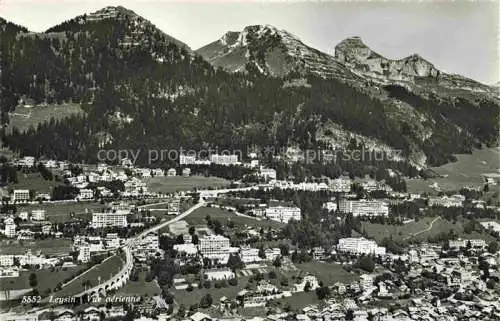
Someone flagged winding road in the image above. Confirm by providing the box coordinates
[403,216,441,240]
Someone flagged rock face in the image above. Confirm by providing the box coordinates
[334,36,439,81]
[196,25,356,81]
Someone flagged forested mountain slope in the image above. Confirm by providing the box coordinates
[1,6,498,171]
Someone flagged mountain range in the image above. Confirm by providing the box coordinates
[1,6,498,174]
[197,24,496,99]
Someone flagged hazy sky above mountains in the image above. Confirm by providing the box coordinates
[1,0,498,84]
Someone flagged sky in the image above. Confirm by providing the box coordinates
[1,0,498,84]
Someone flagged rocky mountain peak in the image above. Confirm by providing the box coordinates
[219,31,240,46]
[87,5,139,21]
[334,36,381,63]
[44,5,190,51]
[196,24,355,79]
[243,24,279,34]
[336,36,366,48]
[335,36,439,80]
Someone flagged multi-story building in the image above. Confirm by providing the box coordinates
[167,198,181,215]
[111,202,133,215]
[0,255,15,267]
[182,168,191,177]
[41,224,52,235]
[105,233,121,249]
[31,209,46,221]
[203,268,235,281]
[249,159,259,168]
[90,212,128,228]
[139,234,160,251]
[428,195,464,208]
[18,250,47,266]
[18,156,35,167]
[265,248,281,261]
[298,182,328,191]
[210,154,239,165]
[264,206,301,223]
[179,154,196,165]
[173,243,198,256]
[43,160,57,168]
[198,235,230,256]
[259,168,277,181]
[4,217,16,238]
[78,245,91,263]
[449,239,487,249]
[12,189,30,202]
[312,247,327,260]
[240,247,262,263]
[330,178,352,193]
[86,236,105,252]
[58,161,69,170]
[121,158,133,167]
[78,189,94,199]
[294,275,320,292]
[138,168,151,178]
[97,163,108,172]
[337,237,386,256]
[339,199,389,217]
[361,180,378,192]
[359,274,375,291]
[152,168,164,177]
[134,234,162,259]
[322,201,337,212]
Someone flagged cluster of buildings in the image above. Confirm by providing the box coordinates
[0,249,65,279]
[260,176,394,196]
[174,233,282,268]
[7,155,209,204]
[2,304,130,321]
[73,233,123,263]
[2,152,500,321]
[1,210,57,240]
[133,166,191,178]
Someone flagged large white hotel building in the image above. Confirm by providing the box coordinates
[329,178,352,193]
[198,235,230,256]
[12,189,30,202]
[210,154,239,165]
[256,206,301,223]
[91,212,128,228]
[337,237,386,256]
[339,199,389,217]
